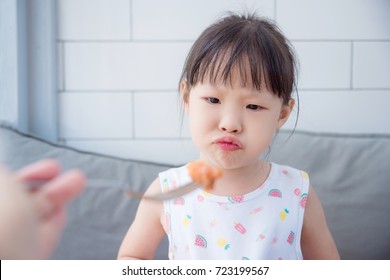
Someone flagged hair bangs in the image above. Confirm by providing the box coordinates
[188,35,269,92]
[181,13,297,106]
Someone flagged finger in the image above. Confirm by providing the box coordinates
[16,159,61,181]
[35,169,86,218]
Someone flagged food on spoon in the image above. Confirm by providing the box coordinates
[187,161,222,190]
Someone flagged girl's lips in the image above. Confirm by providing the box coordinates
[214,136,242,151]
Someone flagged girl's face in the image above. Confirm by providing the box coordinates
[182,77,294,170]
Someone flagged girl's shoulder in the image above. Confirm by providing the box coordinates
[268,162,310,193]
[270,162,309,180]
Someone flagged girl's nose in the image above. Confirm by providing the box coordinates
[218,110,242,133]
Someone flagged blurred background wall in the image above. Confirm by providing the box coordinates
[1,0,390,164]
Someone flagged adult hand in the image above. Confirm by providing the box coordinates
[0,159,85,259]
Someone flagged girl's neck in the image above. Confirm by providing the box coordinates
[202,160,271,196]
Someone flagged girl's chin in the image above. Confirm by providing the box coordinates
[200,150,262,170]
[201,152,245,170]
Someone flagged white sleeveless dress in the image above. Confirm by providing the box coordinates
[160,162,309,260]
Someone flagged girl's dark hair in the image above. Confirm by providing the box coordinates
[179,12,298,106]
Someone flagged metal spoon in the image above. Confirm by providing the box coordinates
[24,178,200,201]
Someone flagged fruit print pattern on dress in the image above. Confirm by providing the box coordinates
[287,231,295,245]
[300,193,308,208]
[301,171,309,180]
[249,207,264,215]
[233,221,247,234]
[282,169,294,180]
[256,227,268,242]
[256,233,266,242]
[194,234,207,248]
[217,238,231,250]
[182,215,192,228]
[217,202,230,211]
[279,209,289,221]
[174,197,185,205]
[162,178,169,193]
[293,188,301,196]
[228,195,245,204]
[164,212,171,234]
[268,189,282,198]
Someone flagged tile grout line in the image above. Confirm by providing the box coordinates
[129,0,133,41]
[350,41,354,89]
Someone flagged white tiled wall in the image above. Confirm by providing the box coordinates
[353,42,390,88]
[276,0,390,40]
[57,0,390,164]
[293,42,352,89]
[132,0,274,40]
[58,0,131,40]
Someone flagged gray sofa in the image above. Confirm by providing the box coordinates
[1,124,389,260]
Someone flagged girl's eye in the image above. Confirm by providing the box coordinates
[246,104,263,111]
[207,97,220,104]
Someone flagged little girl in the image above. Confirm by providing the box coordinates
[118,12,340,260]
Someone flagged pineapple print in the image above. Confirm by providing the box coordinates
[182,215,192,228]
[279,209,289,221]
[301,171,309,180]
[217,238,230,250]
[162,178,169,192]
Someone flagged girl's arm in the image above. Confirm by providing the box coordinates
[117,178,166,259]
[301,184,340,260]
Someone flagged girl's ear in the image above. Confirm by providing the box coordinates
[277,98,295,128]
[180,80,189,110]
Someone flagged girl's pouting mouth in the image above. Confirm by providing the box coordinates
[213,136,242,151]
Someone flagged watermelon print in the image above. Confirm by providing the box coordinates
[268,189,282,198]
[174,197,185,205]
[300,193,308,208]
[287,231,295,245]
[228,195,245,203]
[194,234,207,248]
